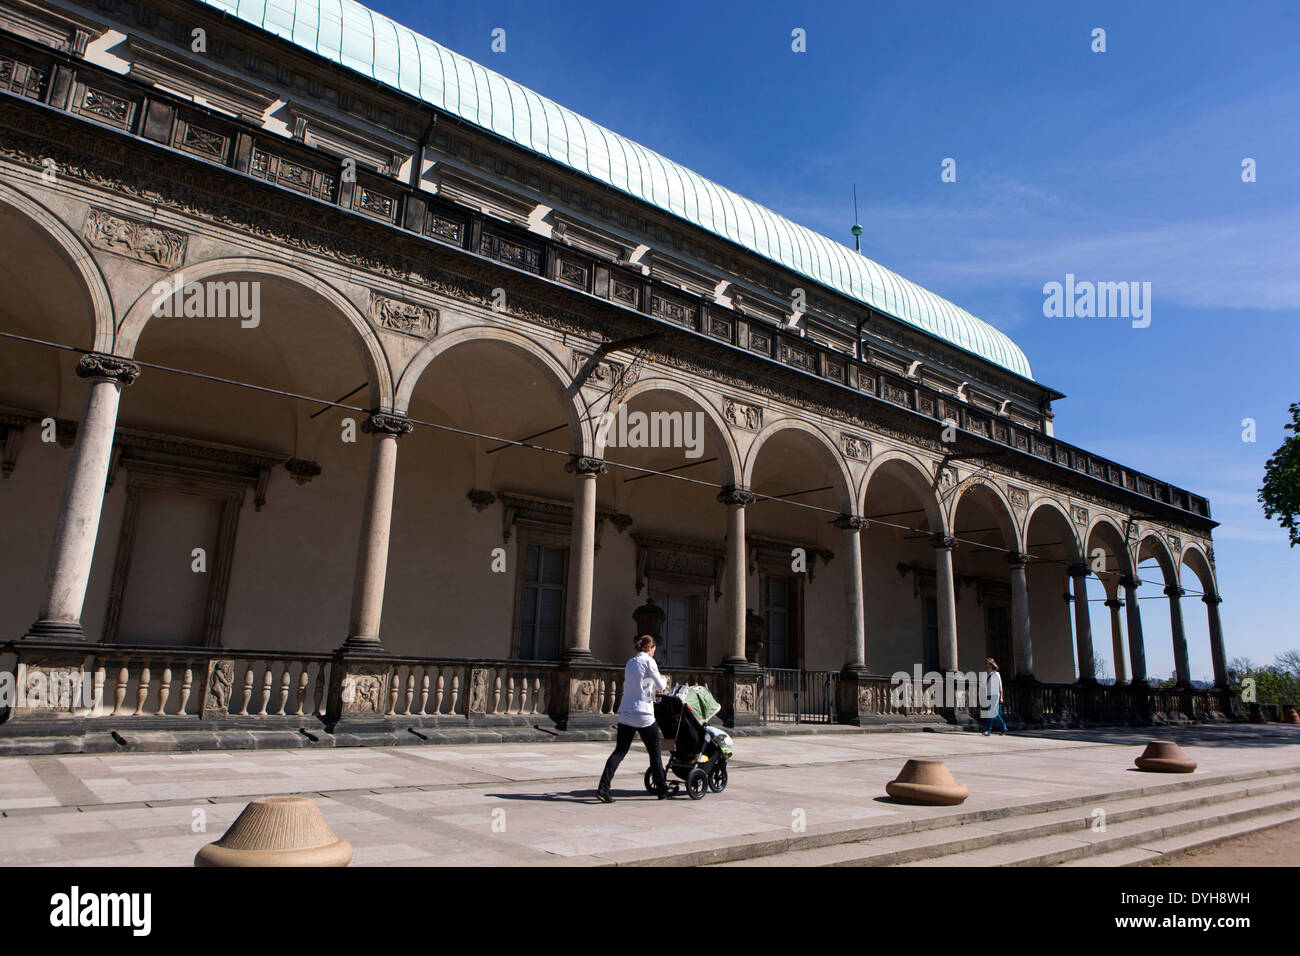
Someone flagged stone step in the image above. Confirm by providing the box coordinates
[897,788,1300,867]
[595,762,1300,867]
[1057,810,1300,867]
[708,771,1300,867]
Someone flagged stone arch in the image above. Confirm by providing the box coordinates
[602,376,741,485]
[859,450,946,533]
[1181,543,1217,597]
[0,180,115,352]
[1084,515,1135,582]
[741,417,855,512]
[396,324,588,453]
[1024,496,1084,564]
[116,257,394,410]
[1136,533,1179,588]
[949,477,1021,551]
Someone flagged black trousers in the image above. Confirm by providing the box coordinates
[598,721,668,795]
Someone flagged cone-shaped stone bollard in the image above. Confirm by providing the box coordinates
[1284,707,1299,725]
[885,758,969,805]
[1134,741,1197,773]
[195,796,353,867]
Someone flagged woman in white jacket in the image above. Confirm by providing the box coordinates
[596,635,670,802]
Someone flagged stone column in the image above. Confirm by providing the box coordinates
[1105,597,1128,684]
[1166,584,1191,687]
[26,354,140,641]
[1203,594,1228,689]
[338,413,412,654]
[718,486,757,666]
[1068,563,1096,683]
[931,534,960,673]
[562,456,607,662]
[834,515,868,671]
[1007,552,1034,680]
[1120,574,1147,685]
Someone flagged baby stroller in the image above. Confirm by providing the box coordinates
[646,685,732,800]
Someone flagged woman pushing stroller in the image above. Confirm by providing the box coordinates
[596,635,670,803]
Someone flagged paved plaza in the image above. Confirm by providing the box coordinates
[1,725,1297,866]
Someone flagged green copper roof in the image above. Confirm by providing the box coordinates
[193,0,1035,381]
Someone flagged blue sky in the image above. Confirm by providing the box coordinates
[373,0,1299,678]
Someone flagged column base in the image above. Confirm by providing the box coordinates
[561,648,596,663]
[720,657,760,673]
[334,636,389,657]
[23,620,87,641]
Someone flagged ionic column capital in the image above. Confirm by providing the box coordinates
[76,353,140,386]
[833,514,869,531]
[1202,593,1223,605]
[565,455,608,477]
[1104,597,1124,609]
[362,413,413,437]
[1005,550,1029,568]
[1164,584,1186,598]
[1066,562,1089,578]
[717,485,757,507]
[930,533,958,551]
[1119,573,1141,590]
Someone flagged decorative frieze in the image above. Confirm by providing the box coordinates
[0,55,48,100]
[651,293,695,328]
[842,434,871,461]
[74,85,134,128]
[424,209,465,243]
[611,278,639,306]
[781,342,816,373]
[173,120,229,161]
[723,397,763,431]
[1008,486,1029,511]
[558,257,589,289]
[571,350,625,387]
[480,229,542,273]
[249,147,337,202]
[83,208,187,267]
[368,291,438,338]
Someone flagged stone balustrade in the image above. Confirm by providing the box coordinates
[0,641,1238,742]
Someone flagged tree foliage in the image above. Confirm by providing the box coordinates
[1228,653,1300,706]
[1259,402,1300,547]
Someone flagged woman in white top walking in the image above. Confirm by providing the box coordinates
[596,635,670,802]
[982,658,1007,735]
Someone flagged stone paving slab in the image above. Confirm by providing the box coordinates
[0,725,1296,866]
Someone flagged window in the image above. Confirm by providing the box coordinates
[922,597,940,673]
[104,462,247,647]
[985,605,1013,673]
[518,543,567,660]
[761,574,798,668]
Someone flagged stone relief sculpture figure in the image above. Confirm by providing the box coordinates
[208,660,234,714]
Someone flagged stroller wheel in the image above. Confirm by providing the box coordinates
[708,760,728,793]
[686,767,708,800]
[643,768,660,795]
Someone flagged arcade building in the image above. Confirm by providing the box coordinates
[0,0,1231,748]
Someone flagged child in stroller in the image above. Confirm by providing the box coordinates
[647,685,733,800]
